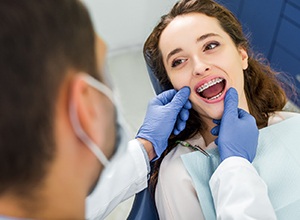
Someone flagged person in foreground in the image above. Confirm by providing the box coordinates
[143,0,300,219]
[0,0,288,219]
[0,0,191,219]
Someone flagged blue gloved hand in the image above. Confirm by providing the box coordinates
[136,87,192,159]
[211,88,259,162]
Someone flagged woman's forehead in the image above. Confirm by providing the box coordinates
[162,13,222,40]
[159,13,226,55]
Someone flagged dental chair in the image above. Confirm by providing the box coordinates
[145,62,171,96]
[126,63,165,220]
[126,167,159,220]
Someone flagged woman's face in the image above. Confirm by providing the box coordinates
[159,13,249,122]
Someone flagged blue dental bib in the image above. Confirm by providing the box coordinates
[181,115,300,219]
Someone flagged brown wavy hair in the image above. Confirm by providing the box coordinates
[143,0,287,195]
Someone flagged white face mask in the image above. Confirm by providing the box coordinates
[69,74,119,167]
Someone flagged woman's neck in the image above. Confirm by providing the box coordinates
[201,118,217,147]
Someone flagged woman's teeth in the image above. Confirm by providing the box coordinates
[196,77,226,100]
[208,92,222,100]
[197,78,224,93]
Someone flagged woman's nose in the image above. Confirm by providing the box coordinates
[192,58,210,76]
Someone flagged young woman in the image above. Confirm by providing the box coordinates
[143,0,300,219]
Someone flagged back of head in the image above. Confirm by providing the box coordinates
[0,0,97,196]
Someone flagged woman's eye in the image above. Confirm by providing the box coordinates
[204,42,219,51]
[171,58,186,68]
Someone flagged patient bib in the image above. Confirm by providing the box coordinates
[181,115,300,219]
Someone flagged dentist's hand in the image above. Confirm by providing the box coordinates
[136,87,192,160]
[211,88,259,162]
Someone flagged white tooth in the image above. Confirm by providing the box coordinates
[208,92,222,100]
[197,78,224,93]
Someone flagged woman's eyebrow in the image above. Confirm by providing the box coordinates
[196,33,220,43]
[166,33,220,64]
[166,48,183,64]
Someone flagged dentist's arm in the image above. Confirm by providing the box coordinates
[86,88,191,219]
[210,88,276,219]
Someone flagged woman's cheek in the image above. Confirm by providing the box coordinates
[169,77,186,90]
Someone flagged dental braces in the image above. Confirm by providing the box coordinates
[197,78,223,93]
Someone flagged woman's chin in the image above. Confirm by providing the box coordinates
[208,106,224,120]
[200,110,224,123]
[192,101,225,121]
[211,113,223,120]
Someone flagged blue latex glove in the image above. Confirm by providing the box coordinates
[211,88,259,162]
[136,87,192,159]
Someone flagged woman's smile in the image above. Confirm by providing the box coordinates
[195,76,227,103]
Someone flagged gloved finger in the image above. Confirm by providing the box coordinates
[173,122,185,135]
[238,108,258,127]
[174,118,186,135]
[168,87,191,109]
[183,99,192,109]
[213,119,221,125]
[154,89,177,105]
[211,125,220,136]
[173,128,180,135]
[214,137,219,146]
[179,107,190,121]
[238,108,255,121]
[223,87,239,119]
[237,108,249,118]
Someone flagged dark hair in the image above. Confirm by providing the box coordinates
[143,0,287,195]
[0,0,98,196]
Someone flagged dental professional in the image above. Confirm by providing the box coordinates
[0,0,190,219]
[0,0,277,220]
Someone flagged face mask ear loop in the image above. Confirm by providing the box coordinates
[69,98,109,167]
[82,74,116,104]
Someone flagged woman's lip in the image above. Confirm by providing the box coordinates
[194,75,227,104]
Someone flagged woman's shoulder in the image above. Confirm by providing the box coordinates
[268,111,300,126]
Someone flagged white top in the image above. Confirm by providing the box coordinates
[155,111,298,220]
[155,134,213,220]
[86,139,148,220]
[209,157,276,220]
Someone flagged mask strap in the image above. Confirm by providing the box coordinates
[69,74,114,167]
[82,74,115,104]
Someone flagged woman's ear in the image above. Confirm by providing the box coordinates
[239,46,249,70]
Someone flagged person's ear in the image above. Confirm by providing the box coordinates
[69,74,100,139]
[69,74,116,160]
[238,46,249,70]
